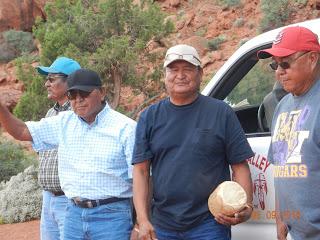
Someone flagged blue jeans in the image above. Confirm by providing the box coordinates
[154,216,231,240]
[63,199,133,240]
[40,190,68,240]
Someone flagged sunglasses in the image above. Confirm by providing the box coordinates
[269,51,309,71]
[165,53,201,65]
[67,89,92,100]
[46,74,68,83]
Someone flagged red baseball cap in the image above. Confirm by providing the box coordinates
[257,26,320,59]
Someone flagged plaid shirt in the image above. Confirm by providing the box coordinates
[38,101,71,192]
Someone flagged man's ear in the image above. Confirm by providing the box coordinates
[310,52,320,69]
[99,87,106,101]
[198,67,203,82]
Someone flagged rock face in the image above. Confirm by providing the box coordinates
[0,63,24,111]
[0,0,46,32]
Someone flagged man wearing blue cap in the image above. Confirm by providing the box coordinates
[36,57,80,240]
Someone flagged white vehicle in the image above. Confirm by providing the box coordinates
[202,18,320,240]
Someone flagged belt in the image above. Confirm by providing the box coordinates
[50,191,65,197]
[71,197,129,208]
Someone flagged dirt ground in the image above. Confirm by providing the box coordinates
[0,220,39,240]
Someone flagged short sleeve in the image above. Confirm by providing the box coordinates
[132,110,154,164]
[120,121,137,179]
[267,103,281,165]
[26,114,61,152]
[225,107,254,164]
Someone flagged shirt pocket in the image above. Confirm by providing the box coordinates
[192,128,224,157]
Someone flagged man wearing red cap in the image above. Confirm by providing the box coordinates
[258,26,320,240]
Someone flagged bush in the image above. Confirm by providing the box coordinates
[207,35,226,51]
[13,55,52,121]
[32,0,174,109]
[195,27,207,37]
[216,0,242,8]
[0,138,37,182]
[1,31,36,62]
[294,0,307,6]
[259,0,291,32]
[0,42,17,63]
[238,38,249,47]
[233,18,244,28]
[0,165,42,223]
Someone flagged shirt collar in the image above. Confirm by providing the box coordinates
[78,102,110,126]
[53,100,71,112]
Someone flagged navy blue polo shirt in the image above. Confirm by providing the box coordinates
[132,94,253,231]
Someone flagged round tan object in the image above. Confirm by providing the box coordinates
[208,181,247,217]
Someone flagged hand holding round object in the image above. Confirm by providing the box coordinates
[208,181,247,217]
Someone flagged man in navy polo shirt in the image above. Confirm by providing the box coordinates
[132,44,254,240]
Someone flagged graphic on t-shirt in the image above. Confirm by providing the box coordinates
[253,173,267,210]
[272,107,310,166]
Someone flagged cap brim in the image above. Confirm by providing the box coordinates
[257,48,297,59]
[67,85,99,92]
[36,66,61,76]
[163,58,201,68]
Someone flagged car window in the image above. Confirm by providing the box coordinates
[225,60,275,108]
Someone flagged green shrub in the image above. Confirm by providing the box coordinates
[294,0,307,6]
[0,138,37,182]
[195,27,207,37]
[259,0,291,32]
[233,18,244,27]
[14,90,52,121]
[238,38,249,47]
[13,55,52,121]
[32,0,174,109]
[207,35,226,51]
[216,0,242,8]
[0,165,42,223]
[200,73,214,91]
[0,42,16,63]
[2,30,36,55]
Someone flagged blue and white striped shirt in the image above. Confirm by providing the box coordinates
[26,104,136,199]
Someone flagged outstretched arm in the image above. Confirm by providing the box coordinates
[0,102,32,141]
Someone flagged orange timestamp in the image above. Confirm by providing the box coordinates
[250,210,301,220]
[266,210,300,220]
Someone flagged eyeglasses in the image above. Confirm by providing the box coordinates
[46,74,67,83]
[269,51,309,71]
[67,89,92,100]
[165,53,201,65]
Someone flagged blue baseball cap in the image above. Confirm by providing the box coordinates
[36,57,81,76]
